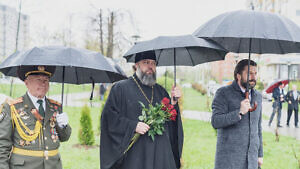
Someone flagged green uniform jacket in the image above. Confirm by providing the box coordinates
[0,93,72,169]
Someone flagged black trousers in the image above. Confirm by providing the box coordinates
[287,108,299,126]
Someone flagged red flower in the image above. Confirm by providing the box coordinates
[161,97,170,106]
[169,109,177,121]
[167,104,174,110]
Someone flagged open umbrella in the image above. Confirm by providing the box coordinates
[106,57,127,77]
[265,80,289,94]
[123,35,228,86]
[193,10,300,111]
[0,46,127,110]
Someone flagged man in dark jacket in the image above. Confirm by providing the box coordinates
[211,59,263,169]
[285,84,299,128]
[268,82,285,127]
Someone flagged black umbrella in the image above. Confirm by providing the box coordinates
[193,10,300,111]
[123,35,228,86]
[0,46,127,110]
[106,57,127,77]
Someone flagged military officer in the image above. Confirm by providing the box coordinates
[0,65,72,169]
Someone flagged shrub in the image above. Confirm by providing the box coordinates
[192,83,207,95]
[78,105,95,145]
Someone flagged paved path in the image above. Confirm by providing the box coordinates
[182,100,300,140]
[49,92,101,107]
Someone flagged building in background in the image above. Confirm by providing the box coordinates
[0,3,29,60]
[245,0,300,86]
[210,53,237,84]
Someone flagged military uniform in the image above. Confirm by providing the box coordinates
[0,65,71,169]
[0,93,71,169]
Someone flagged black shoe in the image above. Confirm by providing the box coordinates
[277,125,283,127]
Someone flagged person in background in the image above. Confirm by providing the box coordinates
[285,84,299,128]
[269,82,285,127]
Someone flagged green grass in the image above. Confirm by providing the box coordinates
[181,119,300,169]
[60,106,101,169]
[182,87,212,112]
[0,83,94,98]
[60,109,300,169]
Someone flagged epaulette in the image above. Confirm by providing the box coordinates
[7,97,23,106]
[48,98,61,106]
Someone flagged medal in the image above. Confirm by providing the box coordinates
[25,140,31,146]
[21,115,30,120]
[19,140,25,147]
[50,121,55,128]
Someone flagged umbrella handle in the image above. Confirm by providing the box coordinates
[245,92,257,112]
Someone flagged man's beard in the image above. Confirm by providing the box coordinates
[136,67,156,86]
[241,76,256,89]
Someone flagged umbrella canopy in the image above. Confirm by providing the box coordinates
[123,35,227,93]
[106,57,127,77]
[265,80,289,94]
[193,10,300,54]
[193,10,300,111]
[0,46,127,110]
[124,35,228,66]
[0,46,127,84]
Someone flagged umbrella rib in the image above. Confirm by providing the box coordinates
[75,67,79,84]
[277,38,285,54]
[237,38,242,54]
[186,48,196,66]
[156,49,163,64]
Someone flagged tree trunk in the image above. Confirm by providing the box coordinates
[106,11,114,58]
[99,9,104,54]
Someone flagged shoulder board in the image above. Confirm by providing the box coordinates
[7,97,23,106]
[48,98,61,106]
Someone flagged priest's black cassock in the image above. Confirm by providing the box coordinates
[100,74,183,169]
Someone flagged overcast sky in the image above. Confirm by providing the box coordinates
[2,0,248,47]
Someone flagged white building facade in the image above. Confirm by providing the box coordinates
[0,3,29,60]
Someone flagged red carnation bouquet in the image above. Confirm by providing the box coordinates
[124,97,177,154]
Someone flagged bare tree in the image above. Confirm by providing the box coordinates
[106,11,115,58]
[86,8,139,58]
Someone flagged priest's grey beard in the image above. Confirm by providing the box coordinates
[136,67,156,86]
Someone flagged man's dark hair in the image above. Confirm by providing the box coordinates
[278,82,282,86]
[234,59,257,81]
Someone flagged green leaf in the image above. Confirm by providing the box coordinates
[138,116,144,121]
[139,101,145,108]
[156,130,163,135]
[151,134,155,141]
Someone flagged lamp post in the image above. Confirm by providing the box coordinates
[131,35,141,44]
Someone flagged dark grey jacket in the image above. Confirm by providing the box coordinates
[211,81,263,169]
[286,90,300,110]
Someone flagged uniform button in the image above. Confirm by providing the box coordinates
[46,146,48,150]
[24,123,27,125]
[44,137,47,140]
[43,127,46,130]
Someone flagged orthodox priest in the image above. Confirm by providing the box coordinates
[100,51,183,169]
